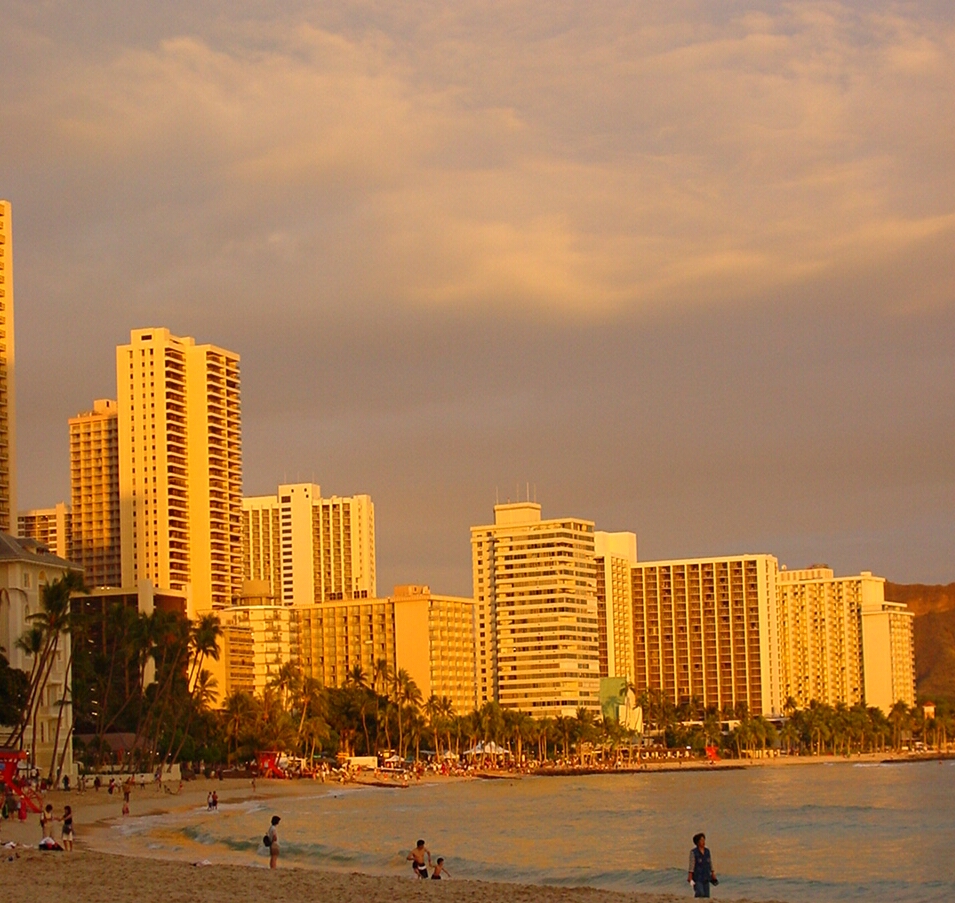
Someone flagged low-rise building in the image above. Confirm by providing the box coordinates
[0,534,78,777]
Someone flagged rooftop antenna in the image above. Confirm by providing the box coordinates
[496,487,499,505]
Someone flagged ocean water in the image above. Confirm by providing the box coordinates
[111,761,954,902]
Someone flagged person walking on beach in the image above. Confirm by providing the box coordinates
[688,833,717,898]
[407,839,432,878]
[61,806,74,851]
[266,815,280,869]
[431,857,450,879]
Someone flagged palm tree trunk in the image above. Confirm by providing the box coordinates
[47,643,75,783]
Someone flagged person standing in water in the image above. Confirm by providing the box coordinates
[267,815,281,869]
[431,857,450,879]
[407,839,432,878]
[688,832,717,897]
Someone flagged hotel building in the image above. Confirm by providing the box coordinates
[0,201,16,533]
[69,399,121,587]
[242,483,375,605]
[0,535,76,775]
[777,566,872,709]
[594,531,637,680]
[861,597,916,713]
[211,586,476,713]
[630,554,782,717]
[471,502,600,717]
[777,566,916,713]
[18,502,72,562]
[117,328,242,609]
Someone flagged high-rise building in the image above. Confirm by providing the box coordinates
[210,585,476,713]
[241,483,376,604]
[117,328,242,609]
[861,597,916,713]
[630,555,782,717]
[0,201,16,533]
[777,566,872,709]
[594,531,637,680]
[777,566,916,713]
[69,399,121,587]
[471,502,600,717]
[18,502,72,561]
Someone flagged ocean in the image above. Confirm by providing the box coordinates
[111,760,954,902]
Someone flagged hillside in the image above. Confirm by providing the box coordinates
[885,582,955,702]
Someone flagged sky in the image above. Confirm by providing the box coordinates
[2,1,953,596]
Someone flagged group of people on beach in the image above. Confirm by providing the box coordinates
[407,839,450,879]
[38,803,73,851]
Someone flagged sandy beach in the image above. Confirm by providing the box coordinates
[1,756,935,903]
[0,778,692,903]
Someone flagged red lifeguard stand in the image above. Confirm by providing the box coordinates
[0,749,43,814]
[255,751,287,779]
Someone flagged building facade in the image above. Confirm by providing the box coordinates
[117,328,242,609]
[0,535,76,776]
[778,566,873,709]
[241,483,376,605]
[18,502,72,562]
[69,399,121,587]
[594,531,637,680]
[861,597,916,713]
[0,201,16,533]
[210,586,476,713]
[630,554,782,717]
[471,502,600,717]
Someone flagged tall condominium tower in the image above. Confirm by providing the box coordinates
[630,554,782,717]
[471,502,600,717]
[0,200,16,532]
[778,565,915,713]
[594,531,637,680]
[69,399,121,587]
[241,483,376,604]
[117,328,242,609]
[17,502,72,561]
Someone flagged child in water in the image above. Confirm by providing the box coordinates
[431,857,450,879]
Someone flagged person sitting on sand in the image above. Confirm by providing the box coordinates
[61,806,74,851]
[267,815,281,869]
[431,857,450,879]
[407,839,432,878]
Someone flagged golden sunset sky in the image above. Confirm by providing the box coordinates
[3,2,953,591]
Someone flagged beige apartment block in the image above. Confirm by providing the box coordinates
[242,483,375,605]
[631,554,782,717]
[0,535,76,776]
[18,502,72,562]
[210,604,297,698]
[861,597,916,714]
[392,585,478,715]
[117,328,242,609]
[594,531,637,680]
[212,586,477,713]
[778,566,875,709]
[69,399,121,587]
[0,201,16,532]
[471,502,600,717]
[294,597,395,692]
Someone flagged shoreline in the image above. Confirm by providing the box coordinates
[2,755,946,903]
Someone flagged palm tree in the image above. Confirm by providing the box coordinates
[221,689,257,764]
[395,670,423,758]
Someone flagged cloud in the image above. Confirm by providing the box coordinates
[2,1,954,589]
[3,1,953,320]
